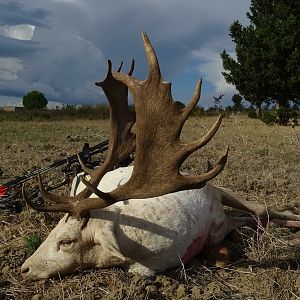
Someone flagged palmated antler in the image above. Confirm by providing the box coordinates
[23,60,136,215]
[23,32,227,218]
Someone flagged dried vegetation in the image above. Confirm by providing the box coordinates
[0,115,300,299]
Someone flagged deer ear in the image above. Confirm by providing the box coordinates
[93,242,127,267]
[103,246,127,266]
[94,234,127,267]
[92,209,127,267]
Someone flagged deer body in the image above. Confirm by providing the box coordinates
[22,166,227,279]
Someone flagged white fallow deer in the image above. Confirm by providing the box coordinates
[21,32,300,280]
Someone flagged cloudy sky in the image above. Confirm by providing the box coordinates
[0,0,250,108]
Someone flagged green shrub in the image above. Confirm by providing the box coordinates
[24,234,42,256]
[276,107,298,125]
[259,108,298,126]
[247,108,258,119]
[260,110,277,125]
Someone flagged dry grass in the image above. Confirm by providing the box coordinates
[0,115,300,299]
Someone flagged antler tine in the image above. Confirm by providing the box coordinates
[22,181,73,214]
[117,61,123,72]
[181,115,223,160]
[142,32,162,82]
[170,79,202,141]
[128,59,135,76]
[179,146,229,190]
[77,154,93,176]
[182,79,202,121]
[95,60,113,88]
[37,173,71,204]
[22,169,79,214]
[80,176,115,206]
[113,32,162,87]
[115,59,135,75]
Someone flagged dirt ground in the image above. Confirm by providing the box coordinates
[0,115,299,299]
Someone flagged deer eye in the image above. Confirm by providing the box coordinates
[59,239,76,251]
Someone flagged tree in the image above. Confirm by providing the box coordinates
[221,0,300,114]
[231,94,243,111]
[23,91,48,110]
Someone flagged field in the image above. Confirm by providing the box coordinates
[0,115,300,299]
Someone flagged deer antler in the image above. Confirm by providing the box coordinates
[23,32,227,218]
[23,60,136,215]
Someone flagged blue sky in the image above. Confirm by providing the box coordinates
[0,0,251,108]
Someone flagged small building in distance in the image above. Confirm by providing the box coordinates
[1,106,24,112]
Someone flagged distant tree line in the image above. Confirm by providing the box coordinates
[3,93,299,125]
[0,103,110,121]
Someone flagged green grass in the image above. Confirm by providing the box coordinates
[24,235,42,257]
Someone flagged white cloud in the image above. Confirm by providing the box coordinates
[0,24,34,86]
[0,57,23,81]
[192,37,237,100]
[0,27,107,105]
[0,24,35,41]
[193,48,237,95]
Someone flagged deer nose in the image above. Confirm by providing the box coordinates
[21,264,30,276]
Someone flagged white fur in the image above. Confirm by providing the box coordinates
[21,166,228,279]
